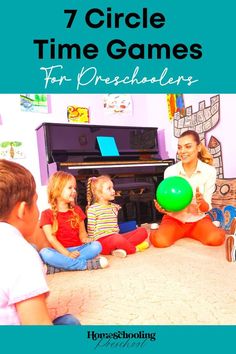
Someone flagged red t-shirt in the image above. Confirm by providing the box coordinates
[40,206,86,248]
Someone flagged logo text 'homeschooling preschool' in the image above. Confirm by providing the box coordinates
[87,330,157,350]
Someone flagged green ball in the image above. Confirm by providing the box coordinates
[156,176,193,212]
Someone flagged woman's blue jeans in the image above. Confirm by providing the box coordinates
[39,241,101,270]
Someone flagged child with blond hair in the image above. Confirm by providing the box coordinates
[86,175,149,258]
[40,171,108,271]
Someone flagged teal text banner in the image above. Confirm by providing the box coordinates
[0,0,235,93]
[2,325,236,354]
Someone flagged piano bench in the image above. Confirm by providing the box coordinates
[114,181,156,226]
[129,192,156,226]
[114,181,154,191]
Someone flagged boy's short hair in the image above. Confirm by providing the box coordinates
[0,159,36,220]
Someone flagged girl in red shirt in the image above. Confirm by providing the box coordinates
[40,171,108,271]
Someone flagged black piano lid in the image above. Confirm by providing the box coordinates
[36,122,161,163]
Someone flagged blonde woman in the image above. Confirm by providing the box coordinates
[40,171,108,271]
[150,130,225,248]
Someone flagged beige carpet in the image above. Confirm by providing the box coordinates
[46,229,236,325]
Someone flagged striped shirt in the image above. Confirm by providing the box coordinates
[87,202,121,240]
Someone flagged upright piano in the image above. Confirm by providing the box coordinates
[36,122,174,224]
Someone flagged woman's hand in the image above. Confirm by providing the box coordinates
[195,187,209,212]
[67,250,80,258]
[153,199,167,214]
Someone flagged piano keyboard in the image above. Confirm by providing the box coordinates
[60,160,171,170]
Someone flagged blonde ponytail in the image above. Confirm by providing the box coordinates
[198,143,213,165]
[86,177,94,209]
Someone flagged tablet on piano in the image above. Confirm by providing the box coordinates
[96,136,120,157]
